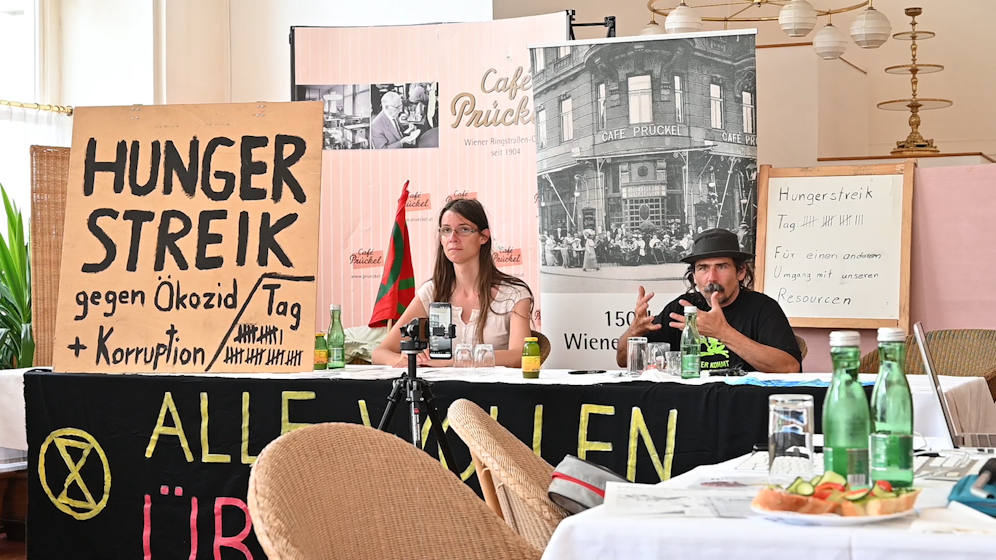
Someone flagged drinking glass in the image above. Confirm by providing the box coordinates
[768,394,815,485]
[474,344,496,377]
[647,342,670,372]
[454,344,474,375]
[626,337,648,377]
[664,351,682,376]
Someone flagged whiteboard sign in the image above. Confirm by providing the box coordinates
[756,163,913,329]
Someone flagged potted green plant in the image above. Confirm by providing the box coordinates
[0,185,33,369]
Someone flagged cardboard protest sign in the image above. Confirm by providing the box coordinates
[53,102,323,373]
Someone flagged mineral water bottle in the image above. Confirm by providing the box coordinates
[823,331,871,489]
[680,306,701,379]
[870,327,914,487]
[326,304,346,369]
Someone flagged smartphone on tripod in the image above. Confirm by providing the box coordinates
[428,302,453,359]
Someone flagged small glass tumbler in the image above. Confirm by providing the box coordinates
[768,394,815,486]
[474,344,496,377]
[626,337,648,377]
[647,342,670,372]
[664,351,682,376]
[454,344,474,374]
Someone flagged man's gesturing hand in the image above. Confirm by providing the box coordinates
[668,290,732,340]
[631,286,662,336]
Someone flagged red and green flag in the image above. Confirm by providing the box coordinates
[369,181,416,328]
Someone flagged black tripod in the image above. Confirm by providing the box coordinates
[377,322,459,475]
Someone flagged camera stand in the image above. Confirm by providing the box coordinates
[377,338,459,475]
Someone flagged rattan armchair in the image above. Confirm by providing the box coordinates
[447,399,569,552]
[530,330,552,364]
[795,335,808,361]
[247,423,539,560]
[858,329,996,400]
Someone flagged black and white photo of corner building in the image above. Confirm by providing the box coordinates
[530,31,758,294]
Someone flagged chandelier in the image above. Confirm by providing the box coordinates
[642,0,891,60]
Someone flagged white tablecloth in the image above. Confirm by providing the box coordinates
[542,455,995,560]
[1,367,994,451]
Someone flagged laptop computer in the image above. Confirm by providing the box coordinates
[915,321,996,450]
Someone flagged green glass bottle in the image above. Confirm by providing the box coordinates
[326,304,346,369]
[870,327,914,488]
[680,306,701,380]
[823,330,871,489]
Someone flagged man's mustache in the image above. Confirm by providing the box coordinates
[703,283,724,294]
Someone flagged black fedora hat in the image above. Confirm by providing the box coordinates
[680,228,754,264]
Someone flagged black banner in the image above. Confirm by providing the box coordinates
[26,371,830,559]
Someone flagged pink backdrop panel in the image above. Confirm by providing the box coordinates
[798,163,996,372]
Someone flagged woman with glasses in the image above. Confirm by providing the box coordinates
[372,198,534,368]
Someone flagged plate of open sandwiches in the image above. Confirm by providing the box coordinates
[750,471,920,526]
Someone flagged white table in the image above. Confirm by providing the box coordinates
[543,455,996,560]
[1,367,994,451]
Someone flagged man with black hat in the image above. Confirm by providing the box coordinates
[615,228,801,373]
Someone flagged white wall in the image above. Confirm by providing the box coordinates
[59,0,154,106]
[163,0,231,105]
[756,46,819,168]
[494,0,995,159]
[818,57,869,159]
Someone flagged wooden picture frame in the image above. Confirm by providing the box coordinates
[755,161,915,330]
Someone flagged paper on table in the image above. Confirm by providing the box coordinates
[910,501,996,535]
[603,481,756,518]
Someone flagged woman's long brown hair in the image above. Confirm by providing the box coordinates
[432,198,533,344]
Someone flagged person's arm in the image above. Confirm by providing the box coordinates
[372,297,429,367]
[493,298,532,367]
[669,291,800,373]
[615,286,663,367]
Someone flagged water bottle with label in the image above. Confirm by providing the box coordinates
[326,304,346,369]
[680,306,701,379]
[823,331,871,489]
[870,327,914,487]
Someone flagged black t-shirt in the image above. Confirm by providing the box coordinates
[646,289,802,373]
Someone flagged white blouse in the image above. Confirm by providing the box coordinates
[416,280,532,350]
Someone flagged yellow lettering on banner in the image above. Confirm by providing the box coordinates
[200,393,231,463]
[627,407,670,481]
[358,400,372,427]
[578,404,614,459]
[533,405,544,456]
[241,392,256,465]
[281,391,316,435]
[663,409,677,480]
[145,391,193,462]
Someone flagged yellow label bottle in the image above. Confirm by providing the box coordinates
[522,337,541,379]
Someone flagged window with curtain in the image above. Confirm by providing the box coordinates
[558,45,571,59]
[742,91,755,134]
[597,83,607,130]
[560,97,573,142]
[710,82,723,129]
[537,109,547,148]
[534,48,545,73]
[674,75,684,124]
[628,75,652,124]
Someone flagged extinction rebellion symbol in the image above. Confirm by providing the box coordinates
[38,428,111,520]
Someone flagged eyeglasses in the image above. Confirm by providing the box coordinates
[438,226,478,237]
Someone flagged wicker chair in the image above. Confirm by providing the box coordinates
[530,330,552,364]
[858,329,996,400]
[247,423,538,560]
[447,399,569,552]
[30,146,70,367]
[795,335,808,361]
